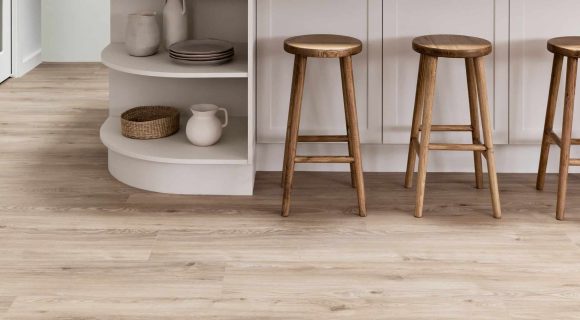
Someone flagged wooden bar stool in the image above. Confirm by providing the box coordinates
[404,34,502,219]
[281,34,366,217]
[537,37,580,220]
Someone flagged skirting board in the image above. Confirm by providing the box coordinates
[256,143,580,173]
[108,151,256,195]
[12,49,42,78]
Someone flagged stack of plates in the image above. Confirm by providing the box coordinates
[169,39,235,65]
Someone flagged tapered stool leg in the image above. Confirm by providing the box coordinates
[282,55,307,217]
[405,55,427,188]
[281,56,307,188]
[281,109,293,187]
[474,57,501,219]
[466,58,484,189]
[340,56,367,217]
[556,57,578,221]
[342,67,357,189]
[537,54,564,191]
[415,55,438,218]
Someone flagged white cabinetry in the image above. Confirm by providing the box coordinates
[256,0,509,146]
[256,0,383,144]
[510,0,580,143]
[383,0,509,144]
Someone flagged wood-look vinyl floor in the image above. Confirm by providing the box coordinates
[1,63,580,319]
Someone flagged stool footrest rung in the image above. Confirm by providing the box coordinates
[428,143,487,151]
[295,156,355,163]
[569,159,580,166]
[420,125,473,132]
[547,131,580,147]
[548,131,562,147]
[298,135,349,143]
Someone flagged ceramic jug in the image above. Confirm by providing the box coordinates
[163,0,188,49]
[186,104,229,147]
[125,13,161,57]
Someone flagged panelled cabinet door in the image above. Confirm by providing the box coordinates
[257,0,383,143]
[510,0,580,144]
[383,0,509,144]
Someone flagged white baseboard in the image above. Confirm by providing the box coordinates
[13,49,42,77]
[257,143,580,174]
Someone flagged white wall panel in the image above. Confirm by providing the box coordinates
[257,0,383,144]
[383,0,509,144]
[42,0,110,62]
[510,0,580,144]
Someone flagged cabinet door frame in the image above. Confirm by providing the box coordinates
[509,0,531,144]
[0,0,12,82]
[256,0,383,144]
[382,0,510,144]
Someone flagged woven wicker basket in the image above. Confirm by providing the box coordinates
[121,106,180,139]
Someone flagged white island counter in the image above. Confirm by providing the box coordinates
[103,0,580,196]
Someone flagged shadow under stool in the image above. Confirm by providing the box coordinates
[404,34,502,219]
[280,34,366,217]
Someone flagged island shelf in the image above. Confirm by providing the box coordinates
[101,0,256,195]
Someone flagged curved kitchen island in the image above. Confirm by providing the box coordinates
[102,0,256,195]
[102,0,580,195]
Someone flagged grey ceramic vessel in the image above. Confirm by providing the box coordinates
[125,13,161,57]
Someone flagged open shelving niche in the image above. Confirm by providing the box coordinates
[101,0,256,195]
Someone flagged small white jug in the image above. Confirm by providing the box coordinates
[186,104,229,147]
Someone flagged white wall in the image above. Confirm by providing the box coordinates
[12,0,41,76]
[42,0,110,62]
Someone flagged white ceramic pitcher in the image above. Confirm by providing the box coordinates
[186,104,229,147]
[163,0,188,49]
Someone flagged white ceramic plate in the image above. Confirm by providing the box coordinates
[169,52,234,60]
[170,56,233,65]
[169,55,234,62]
[169,39,234,55]
[169,51,234,60]
[169,49,234,58]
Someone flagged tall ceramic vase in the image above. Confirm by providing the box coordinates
[125,13,161,57]
[163,0,188,49]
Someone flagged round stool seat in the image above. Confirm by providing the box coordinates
[412,34,492,58]
[548,37,580,58]
[284,34,363,58]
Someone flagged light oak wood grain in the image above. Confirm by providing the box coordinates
[340,56,367,217]
[282,43,366,217]
[537,54,564,191]
[0,297,15,314]
[466,58,484,189]
[405,55,427,189]
[548,36,580,58]
[1,63,580,319]
[412,34,492,58]
[474,56,502,219]
[413,55,438,218]
[556,57,578,221]
[281,55,307,216]
[284,34,363,58]
[428,143,487,151]
[537,39,580,221]
[405,37,501,219]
